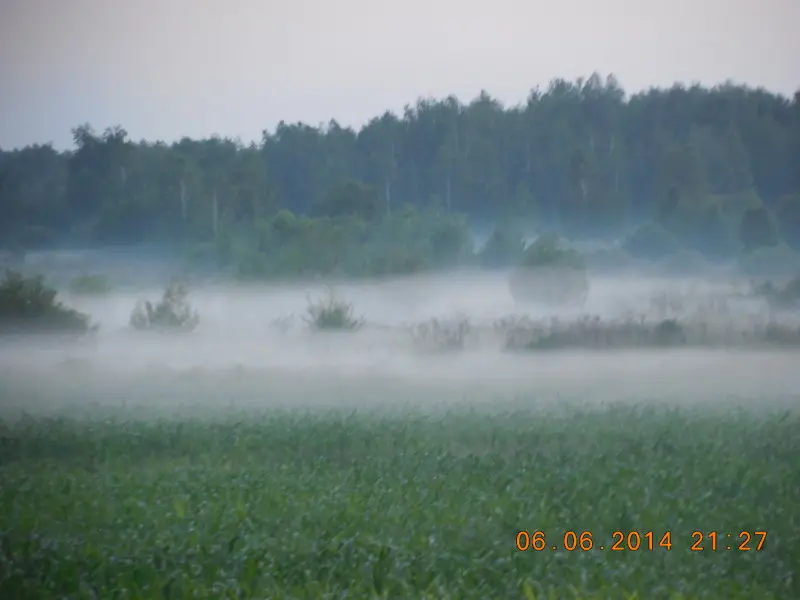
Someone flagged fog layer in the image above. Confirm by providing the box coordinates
[1,265,798,417]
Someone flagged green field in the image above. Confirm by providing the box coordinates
[1,401,797,599]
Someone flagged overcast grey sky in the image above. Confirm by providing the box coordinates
[1,0,798,150]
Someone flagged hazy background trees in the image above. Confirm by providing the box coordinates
[1,74,799,278]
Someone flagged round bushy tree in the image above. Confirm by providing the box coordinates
[0,270,96,335]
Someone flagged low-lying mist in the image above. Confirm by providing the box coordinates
[2,267,798,418]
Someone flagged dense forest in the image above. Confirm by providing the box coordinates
[1,73,799,279]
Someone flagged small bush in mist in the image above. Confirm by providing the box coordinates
[129,280,199,332]
[304,288,363,331]
[0,270,96,335]
[68,273,112,296]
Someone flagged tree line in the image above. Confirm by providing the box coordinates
[1,73,799,277]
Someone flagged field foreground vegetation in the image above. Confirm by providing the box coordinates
[1,400,798,599]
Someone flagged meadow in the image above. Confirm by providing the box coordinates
[1,265,799,599]
[2,395,798,599]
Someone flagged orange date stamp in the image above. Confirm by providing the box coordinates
[515,530,768,552]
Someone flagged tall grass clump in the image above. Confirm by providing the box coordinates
[0,269,97,335]
[304,287,363,331]
[129,280,200,332]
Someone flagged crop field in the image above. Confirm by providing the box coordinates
[1,270,800,599]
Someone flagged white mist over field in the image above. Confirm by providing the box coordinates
[1,251,799,418]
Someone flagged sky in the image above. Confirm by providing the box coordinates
[1,0,798,150]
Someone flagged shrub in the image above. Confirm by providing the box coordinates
[0,270,96,335]
[68,274,112,296]
[129,280,200,332]
[304,288,363,331]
